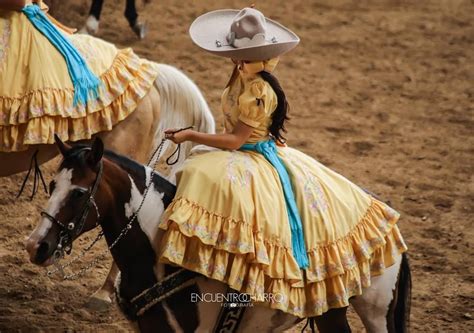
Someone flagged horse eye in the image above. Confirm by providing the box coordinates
[71,189,87,200]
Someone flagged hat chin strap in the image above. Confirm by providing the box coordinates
[240,57,280,74]
[229,32,266,48]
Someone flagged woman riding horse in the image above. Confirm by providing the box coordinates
[0,0,160,177]
[160,7,408,323]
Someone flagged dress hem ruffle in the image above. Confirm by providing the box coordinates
[158,197,408,318]
[0,48,158,152]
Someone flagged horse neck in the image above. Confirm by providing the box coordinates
[98,159,165,298]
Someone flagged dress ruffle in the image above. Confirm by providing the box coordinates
[158,197,407,318]
[0,48,158,152]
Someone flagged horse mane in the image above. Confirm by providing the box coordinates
[62,64,216,181]
[102,149,148,177]
[152,63,216,163]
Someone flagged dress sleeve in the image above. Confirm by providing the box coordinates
[238,78,272,128]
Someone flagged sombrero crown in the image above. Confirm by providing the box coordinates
[189,7,300,61]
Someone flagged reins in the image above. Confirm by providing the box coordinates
[46,128,191,280]
[17,150,48,200]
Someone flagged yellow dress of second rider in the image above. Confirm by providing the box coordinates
[0,0,158,152]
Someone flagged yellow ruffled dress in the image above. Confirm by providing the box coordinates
[158,59,407,318]
[0,5,158,152]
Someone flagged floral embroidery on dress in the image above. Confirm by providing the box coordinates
[29,106,46,118]
[0,18,12,66]
[180,221,220,242]
[231,275,245,289]
[0,112,8,123]
[286,155,329,214]
[218,238,253,253]
[302,174,329,214]
[327,279,362,305]
[183,256,227,279]
[226,152,256,187]
[161,242,184,262]
[70,36,95,62]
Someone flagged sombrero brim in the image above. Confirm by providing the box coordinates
[189,9,300,61]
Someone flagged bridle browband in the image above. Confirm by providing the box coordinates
[41,148,103,259]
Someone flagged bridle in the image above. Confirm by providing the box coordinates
[41,152,103,260]
[45,127,192,280]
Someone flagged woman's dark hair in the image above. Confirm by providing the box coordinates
[259,71,290,144]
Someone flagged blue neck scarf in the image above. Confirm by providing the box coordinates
[240,140,309,269]
[22,4,101,106]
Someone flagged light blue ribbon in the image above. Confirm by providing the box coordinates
[241,140,309,269]
[22,4,101,106]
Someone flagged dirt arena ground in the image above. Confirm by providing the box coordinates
[1,0,473,332]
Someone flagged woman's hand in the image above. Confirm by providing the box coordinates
[164,121,253,150]
[164,128,194,144]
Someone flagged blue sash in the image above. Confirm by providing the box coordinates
[240,140,309,269]
[22,4,101,106]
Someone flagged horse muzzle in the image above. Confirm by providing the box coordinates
[25,233,58,266]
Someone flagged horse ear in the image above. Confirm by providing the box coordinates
[86,137,104,167]
[54,134,71,156]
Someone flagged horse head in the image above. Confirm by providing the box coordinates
[26,135,106,266]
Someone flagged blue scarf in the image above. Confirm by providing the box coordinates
[22,4,101,106]
[240,140,309,269]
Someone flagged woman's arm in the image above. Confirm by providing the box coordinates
[165,121,254,150]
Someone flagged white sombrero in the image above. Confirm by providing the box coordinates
[189,8,300,61]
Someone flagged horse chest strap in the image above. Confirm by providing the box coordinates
[126,269,198,318]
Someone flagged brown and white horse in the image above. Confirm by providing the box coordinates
[13,62,215,307]
[25,135,411,333]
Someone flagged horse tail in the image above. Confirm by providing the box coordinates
[151,63,216,161]
[394,252,412,333]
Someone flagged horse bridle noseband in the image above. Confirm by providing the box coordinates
[41,157,103,259]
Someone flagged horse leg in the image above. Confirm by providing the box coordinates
[86,262,120,311]
[350,253,407,333]
[87,87,161,310]
[313,306,351,333]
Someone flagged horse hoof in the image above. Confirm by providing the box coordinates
[133,21,147,40]
[85,292,112,311]
[79,15,100,35]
